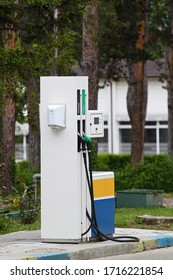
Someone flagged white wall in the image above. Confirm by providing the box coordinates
[98,77,168,154]
[147,78,167,120]
[99,78,167,120]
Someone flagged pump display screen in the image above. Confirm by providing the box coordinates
[94,117,99,124]
[88,111,104,137]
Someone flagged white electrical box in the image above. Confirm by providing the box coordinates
[48,104,66,128]
[87,110,104,138]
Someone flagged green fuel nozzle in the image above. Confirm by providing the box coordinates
[83,133,92,143]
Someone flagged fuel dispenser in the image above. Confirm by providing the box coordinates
[40,76,139,243]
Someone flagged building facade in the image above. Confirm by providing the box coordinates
[97,62,168,155]
[15,62,168,160]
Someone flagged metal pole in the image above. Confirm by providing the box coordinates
[110,81,114,153]
[54,8,58,58]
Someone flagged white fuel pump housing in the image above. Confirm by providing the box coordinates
[40,76,115,244]
[40,76,89,243]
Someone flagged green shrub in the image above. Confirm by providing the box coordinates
[15,161,34,194]
[0,215,41,235]
[96,154,131,171]
[92,155,110,171]
[96,154,173,193]
[0,216,17,234]
[115,157,173,193]
[144,154,168,164]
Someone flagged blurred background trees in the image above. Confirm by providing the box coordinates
[0,0,173,196]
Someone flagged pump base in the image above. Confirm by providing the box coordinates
[42,238,83,244]
[89,234,114,241]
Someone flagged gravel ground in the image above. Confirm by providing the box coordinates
[163,196,173,208]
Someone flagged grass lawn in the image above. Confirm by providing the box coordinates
[0,194,173,235]
[1,207,173,235]
[115,207,173,231]
[0,214,41,235]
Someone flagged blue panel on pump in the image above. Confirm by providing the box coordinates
[92,198,115,237]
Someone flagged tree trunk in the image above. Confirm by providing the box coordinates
[0,30,2,163]
[0,81,2,186]
[126,0,149,165]
[166,48,173,158]
[167,1,173,158]
[127,61,148,164]
[0,6,18,196]
[1,93,16,196]
[81,2,99,110]
[26,78,40,172]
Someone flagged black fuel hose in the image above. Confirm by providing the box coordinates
[81,138,140,243]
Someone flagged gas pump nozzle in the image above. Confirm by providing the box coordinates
[78,133,92,152]
[83,133,92,143]
[78,133,86,151]
[78,133,86,144]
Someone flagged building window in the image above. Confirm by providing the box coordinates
[98,121,108,153]
[119,128,131,154]
[144,128,156,154]
[121,129,131,143]
[119,122,131,154]
[119,121,168,155]
[15,135,28,162]
[159,128,168,154]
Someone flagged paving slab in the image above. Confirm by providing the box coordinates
[0,228,173,260]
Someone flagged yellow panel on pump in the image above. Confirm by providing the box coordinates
[91,171,115,237]
[93,172,115,199]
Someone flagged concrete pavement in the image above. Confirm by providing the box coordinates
[0,228,173,260]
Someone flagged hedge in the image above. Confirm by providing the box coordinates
[94,154,173,193]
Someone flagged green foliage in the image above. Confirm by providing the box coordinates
[15,161,34,194]
[147,0,168,62]
[96,154,173,193]
[0,216,16,234]
[0,0,85,93]
[98,0,170,81]
[0,215,40,235]
[97,154,131,171]
[10,156,16,187]
[99,0,151,80]
[115,156,173,193]
[20,185,39,224]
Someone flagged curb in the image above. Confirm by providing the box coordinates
[22,235,173,260]
[154,235,173,248]
[24,252,69,260]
